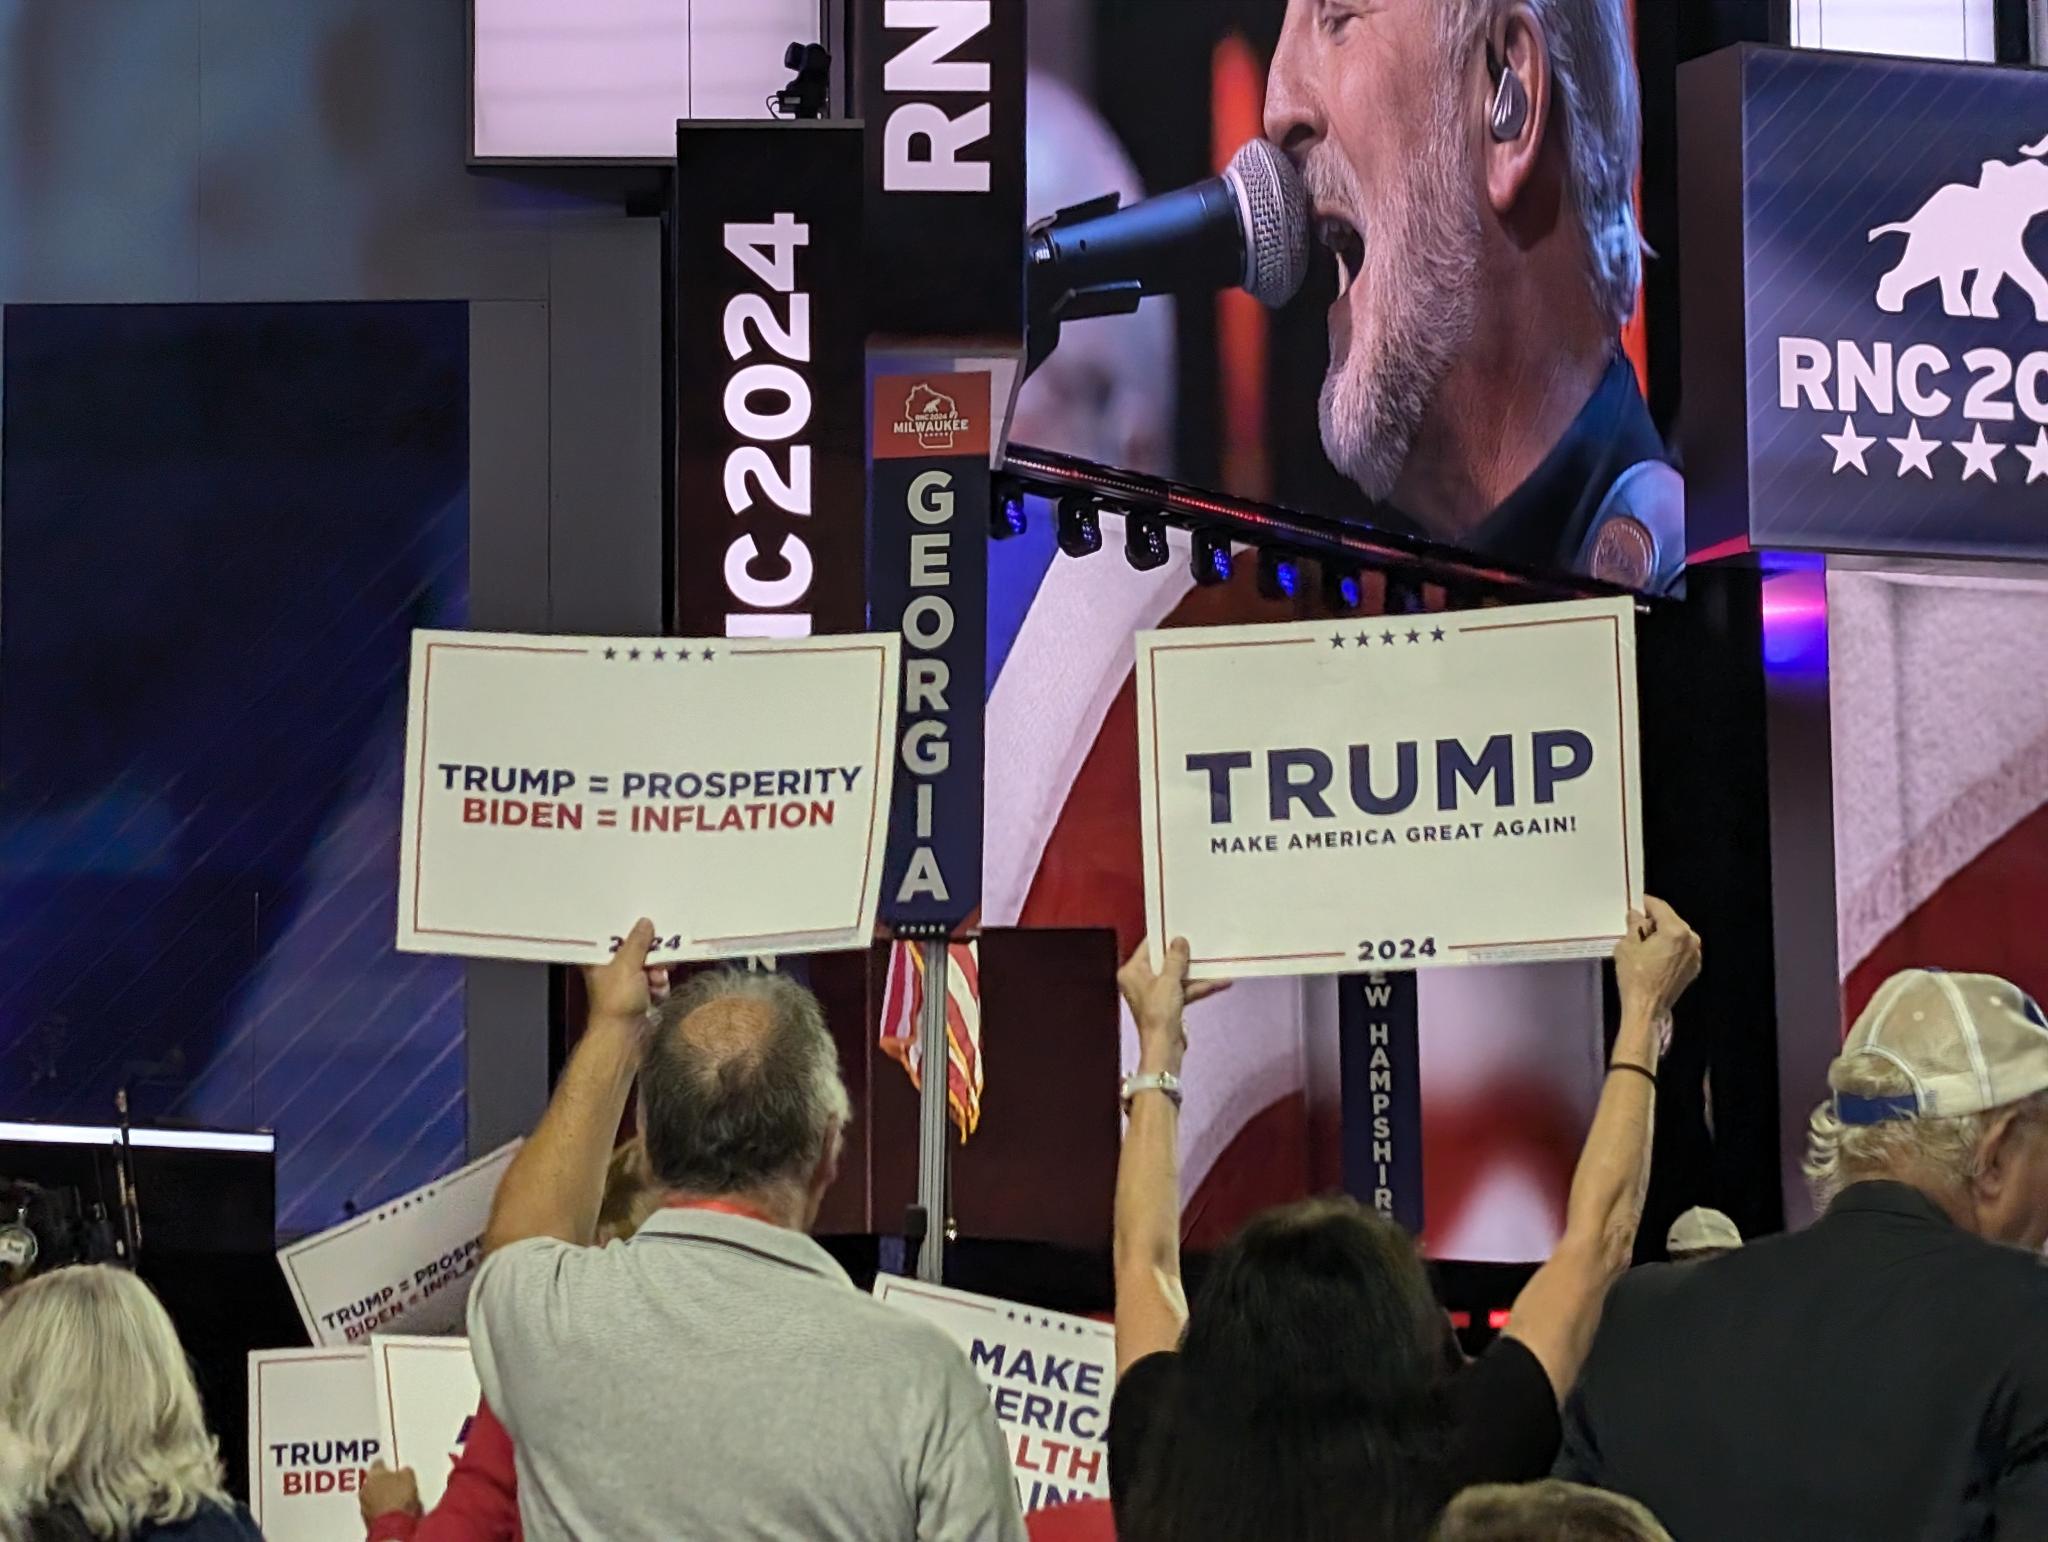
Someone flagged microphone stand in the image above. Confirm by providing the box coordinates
[113,1086,142,1265]
[1024,194,1145,380]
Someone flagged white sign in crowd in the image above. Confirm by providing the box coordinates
[246,1348,382,1542]
[276,1142,519,1349]
[373,1335,485,1511]
[874,1277,1115,1514]
[248,1336,482,1542]
[1135,596,1643,980]
[396,628,901,965]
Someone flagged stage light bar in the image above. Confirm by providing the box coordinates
[1057,494,1104,558]
[1191,530,1234,587]
[993,483,1029,541]
[1001,443,1635,605]
[1257,549,1301,602]
[0,1121,274,1154]
[1123,509,1171,571]
[1323,562,1364,610]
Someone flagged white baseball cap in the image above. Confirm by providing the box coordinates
[1666,1206,1742,1255]
[1832,969,2048,1125]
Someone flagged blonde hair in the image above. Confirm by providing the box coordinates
[0,1419,35,1542]
[1803,1054,2048,1209]
[1436,1480,1673,1541]
[0,1266,229,1539]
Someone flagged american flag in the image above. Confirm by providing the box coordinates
[878,940,983,1141]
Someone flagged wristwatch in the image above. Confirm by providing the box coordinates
[1120,1070,1184,1113]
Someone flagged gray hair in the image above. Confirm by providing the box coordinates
[639,968,852,1196]
[1444,0,1645,330]
[1803,1054,2048,1209]
[0,1266,229,1538]
[1436,1480,1673,1541]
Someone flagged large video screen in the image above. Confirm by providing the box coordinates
[0,303,470,1237]
[1020,0,1683,595]
[994,1,1702,1262]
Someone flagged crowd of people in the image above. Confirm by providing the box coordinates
[7,907,2048,1540]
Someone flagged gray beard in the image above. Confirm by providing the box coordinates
[1316,122,1481,505]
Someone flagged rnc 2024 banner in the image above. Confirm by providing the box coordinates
[1136,597,1642,981]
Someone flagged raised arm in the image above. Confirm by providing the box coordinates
[481,920,668,1254]
[1500,896,1700,1400]
[1113,938,1225,1376]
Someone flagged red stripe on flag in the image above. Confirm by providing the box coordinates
[877,940,984,1140]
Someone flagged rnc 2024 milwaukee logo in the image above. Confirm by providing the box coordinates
[888,384,974,452]
[1778,132,2048,484]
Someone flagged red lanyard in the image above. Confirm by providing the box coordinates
[661,1197,774,1224]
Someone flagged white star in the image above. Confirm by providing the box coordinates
[1821,415,1875,474]
[1887,420,1938,479]
[1953,424,2008,483]
[2019,426,2048,484]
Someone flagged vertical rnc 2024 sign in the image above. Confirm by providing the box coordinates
[675,123,865,636]
[872,372,988,931]
[859,0,1025,341]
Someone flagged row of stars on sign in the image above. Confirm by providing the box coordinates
[602,646,717,662]
[1821,416,2048,483]
[1330,627,1447,649]
[1002,1307,1102,1334]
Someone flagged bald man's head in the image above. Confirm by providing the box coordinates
[638,969,851,1210]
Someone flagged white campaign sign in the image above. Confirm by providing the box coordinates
[397,629,901,964]
[1136,597,1642,979]
[247,1348,380,1542]
[371,1335,482,1511]
[278,1142,518,1348]
[873,1278,1113,1513]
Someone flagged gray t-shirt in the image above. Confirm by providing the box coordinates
[469,1208,1025,1542]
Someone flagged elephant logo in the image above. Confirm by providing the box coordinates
[1870,134,2048,321]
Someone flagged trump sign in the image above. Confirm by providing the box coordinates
[395,629,899,964]
[247,1349,380,1542]
[1135,598,1642,981]
[873,1277,1113,1514]
[1685,46,2048,561]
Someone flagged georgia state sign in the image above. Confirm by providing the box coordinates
[1685,46,2048,562]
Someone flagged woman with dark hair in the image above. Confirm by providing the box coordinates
[1111,901,1702,1541]
[1126,1197,1460,1541]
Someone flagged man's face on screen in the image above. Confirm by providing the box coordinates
[1267,1,1482,503]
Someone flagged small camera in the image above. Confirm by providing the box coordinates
[773,42,831,120]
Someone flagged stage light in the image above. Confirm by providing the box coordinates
[1322,562,1363,611]
[1123,509,1171,571]
[1384,571,1424,615]
[1256,548,1301,602]
[1056,493,1104,558]
[992,483,1029,541]
[1190,531,1233,586]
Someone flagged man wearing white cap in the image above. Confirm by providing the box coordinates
[1558,969,2048,1540]
[1662,1206,1741,1261]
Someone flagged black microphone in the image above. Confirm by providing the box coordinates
[1025,139,1311,372]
